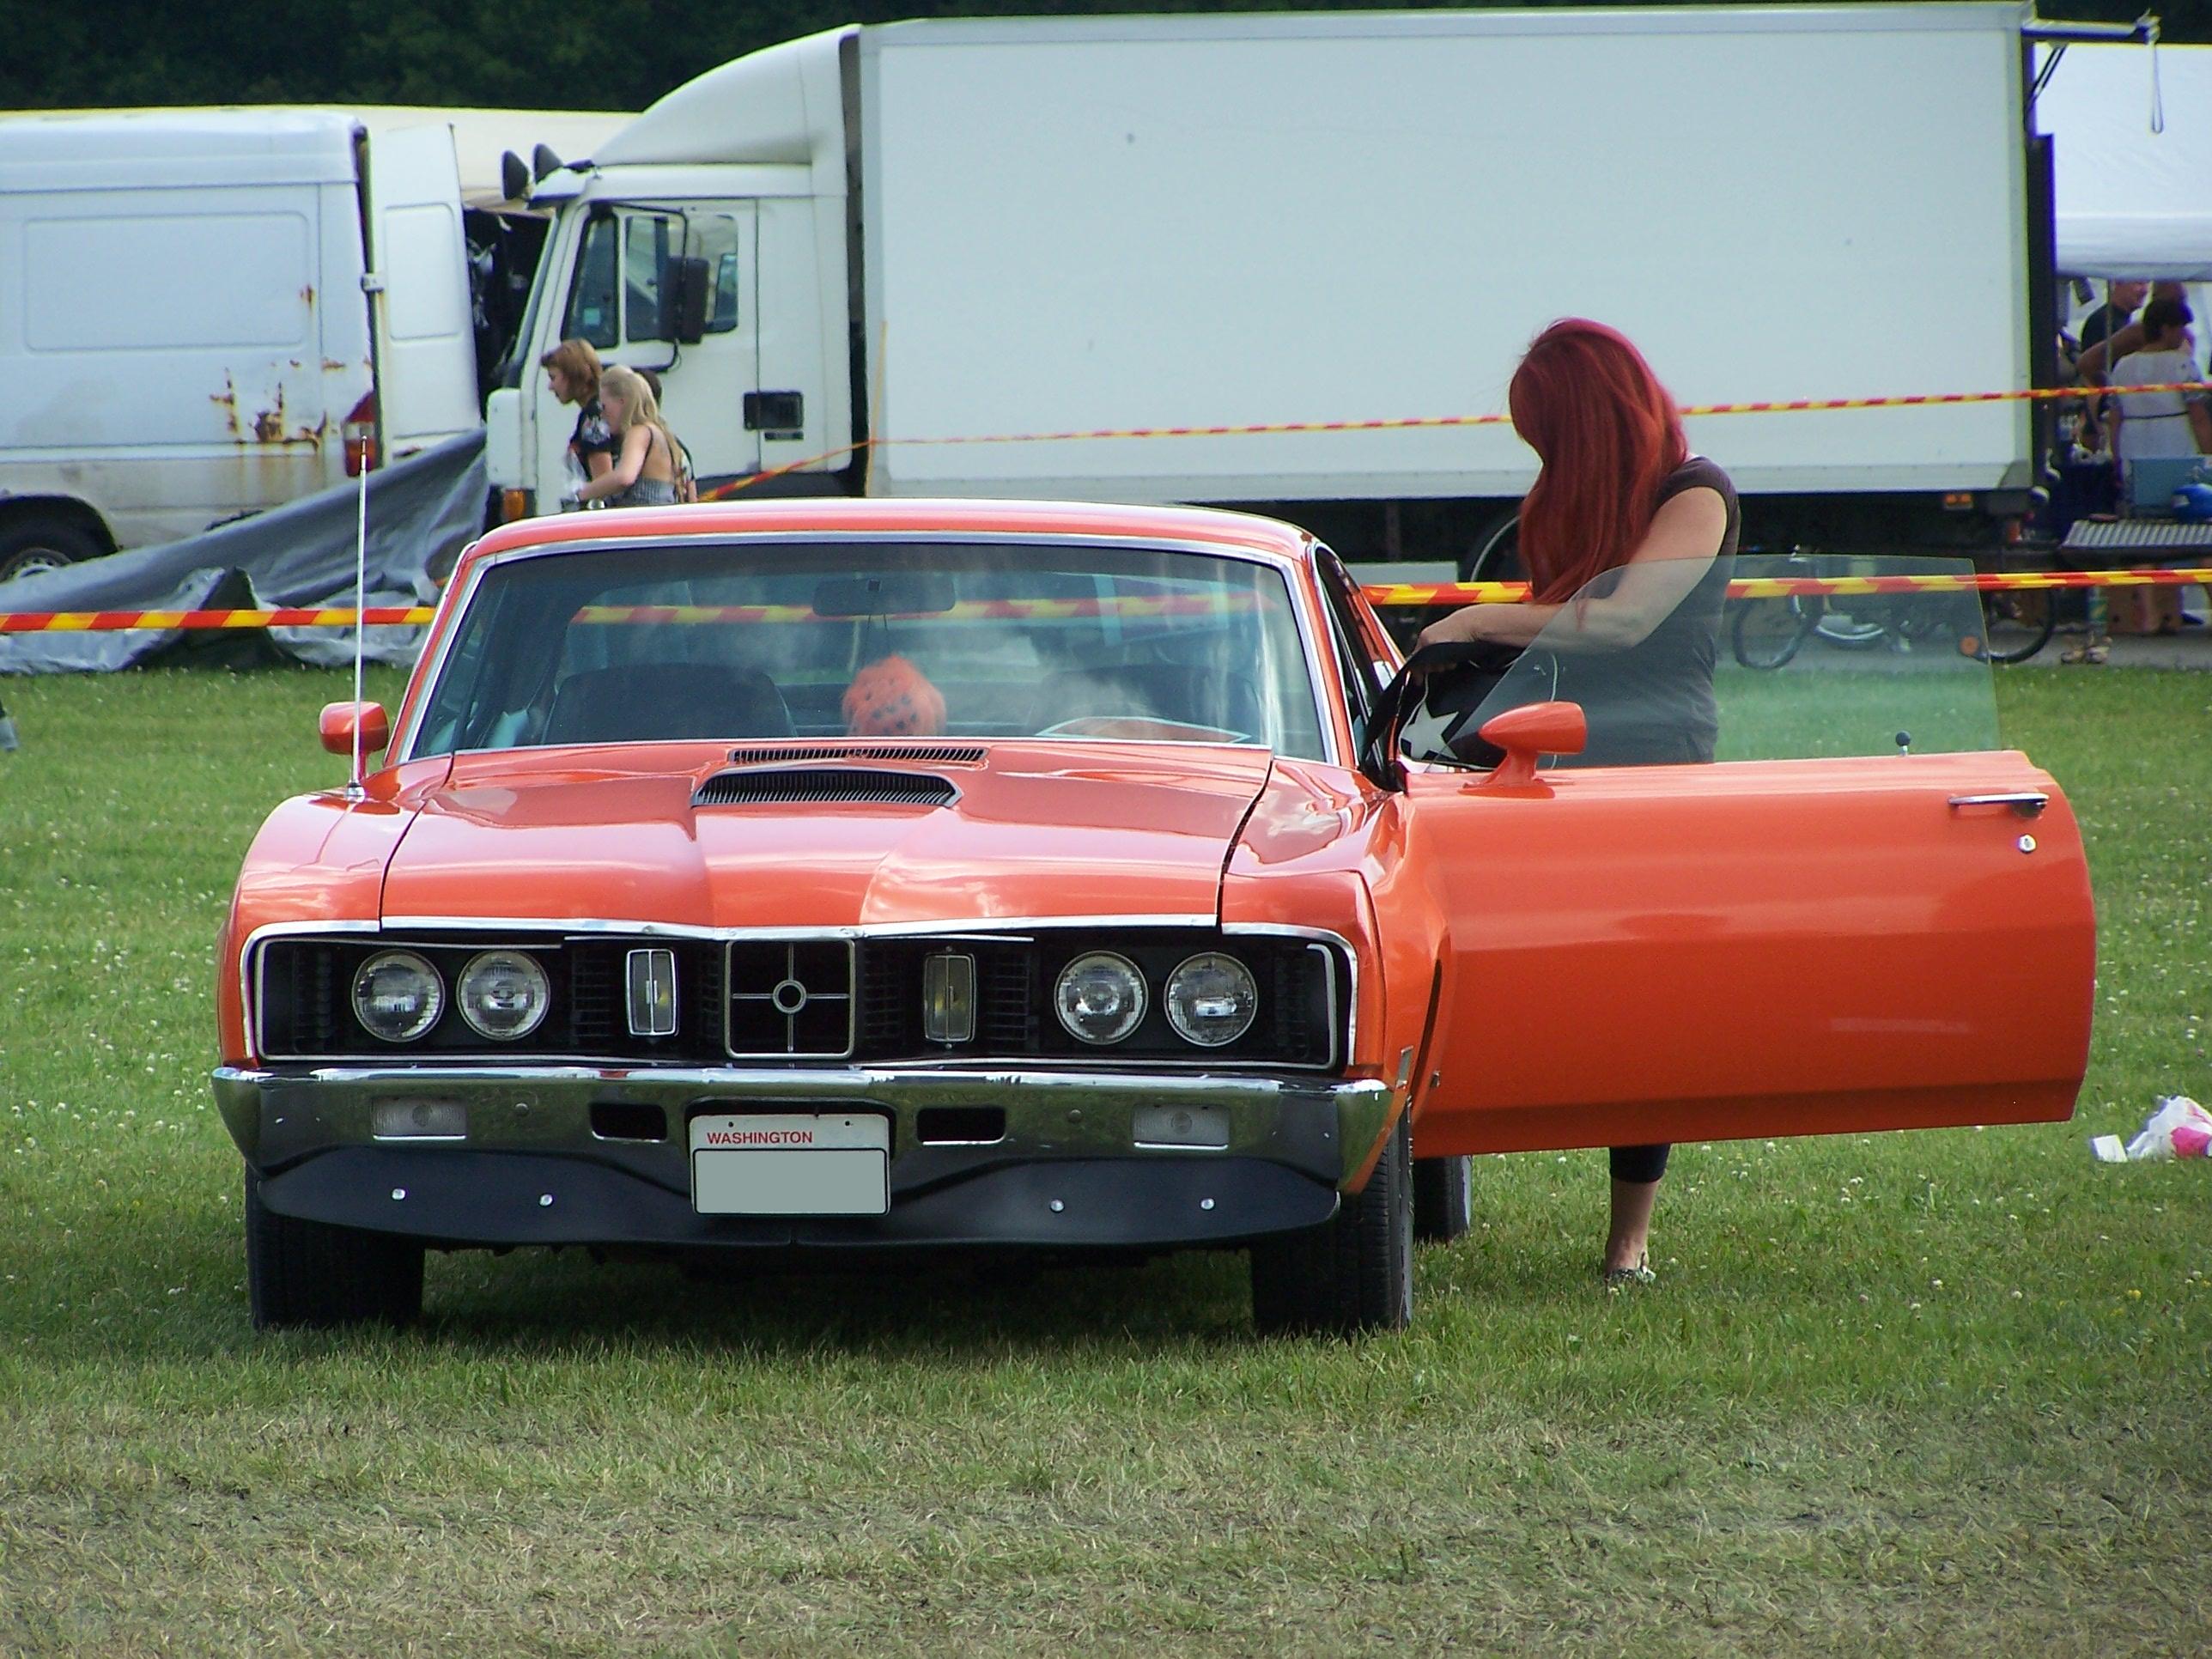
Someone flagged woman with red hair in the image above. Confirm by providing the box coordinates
[1419,319,1739,1286]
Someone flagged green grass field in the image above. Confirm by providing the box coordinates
[1,666,2207,1656]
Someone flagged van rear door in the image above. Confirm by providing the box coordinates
[362,125,480,459]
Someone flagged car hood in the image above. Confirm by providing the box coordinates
[377,742,1278,930]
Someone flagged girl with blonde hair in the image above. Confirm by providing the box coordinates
[573,365,691,507]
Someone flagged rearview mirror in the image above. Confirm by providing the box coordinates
[1473,700,1585,788]
[667,256,709,345]
[319,701,391,758]
[812,574,958,618]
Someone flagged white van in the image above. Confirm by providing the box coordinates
[0,110,478,580]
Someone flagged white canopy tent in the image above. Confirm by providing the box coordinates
[2039,42,2212,281]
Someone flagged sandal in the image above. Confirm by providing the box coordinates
[2060,638,2111,665]
[1601,1254,1656,1290]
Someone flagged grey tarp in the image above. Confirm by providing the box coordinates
[0,430,486,674]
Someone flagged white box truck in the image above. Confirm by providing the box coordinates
[486,4,2075,567]
[0,106,623,581]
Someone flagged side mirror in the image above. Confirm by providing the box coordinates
[531,143,564,184]
[500,149,532,203]
[1473,700,1585,789]
[319,702,391,759]
[667,256,709,345]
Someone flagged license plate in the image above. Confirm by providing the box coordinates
[688,1113,890,1216]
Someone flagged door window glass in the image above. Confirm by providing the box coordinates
[562,216,618,349]
[690,216,742,334]
[1402,554,1998,770]
[623,216,675,343]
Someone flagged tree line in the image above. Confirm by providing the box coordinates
[3,0,2205,116]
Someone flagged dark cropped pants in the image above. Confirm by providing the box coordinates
[1609,1144,1671,1184]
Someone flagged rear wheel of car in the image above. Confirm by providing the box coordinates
[0,514,105,585]
[1249,1113,1413,1336]
[1457,508,1523,585]
[245,1170,425,1330]
[1412,1152,1473,1244]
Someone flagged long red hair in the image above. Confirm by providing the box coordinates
[1508,320,1688,603]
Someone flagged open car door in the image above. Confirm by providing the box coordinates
[362,125,479,459]
[1396,556,2096,1158]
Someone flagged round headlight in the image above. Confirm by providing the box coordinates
[1164,952,1259,1047]
[1054,951,1147,1045]
[351,951,444,1042]
[456,950,550,1041]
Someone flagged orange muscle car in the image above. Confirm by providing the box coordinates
[212,500,2095,1333]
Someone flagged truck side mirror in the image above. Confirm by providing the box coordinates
[500,149,532,204]
[319,702,391,759]
[668,257,709,345]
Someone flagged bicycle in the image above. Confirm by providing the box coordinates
[1729,552,2054,669]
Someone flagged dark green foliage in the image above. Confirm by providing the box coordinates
[5,0,2208,116]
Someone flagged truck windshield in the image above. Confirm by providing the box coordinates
[406,539,1329,761]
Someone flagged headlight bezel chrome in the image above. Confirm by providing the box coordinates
[1163,951,1261,1048]
[1052,951,1149,1046]
[454,949,552,1041]
[349,949,446,1044]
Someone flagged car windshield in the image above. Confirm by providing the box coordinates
[406,538,1329,761]
[1404,552,1998,769]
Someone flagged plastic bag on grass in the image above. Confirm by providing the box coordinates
[2091,1097,2212,1162]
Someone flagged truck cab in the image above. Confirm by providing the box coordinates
[487,29,853,514]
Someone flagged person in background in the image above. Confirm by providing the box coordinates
[572,365,684,507]
[2105,296,2210,635]
[1417,319,1738,1288]
[2078,277,2148,356]
[540,338,617,507]
[635,368,700,502]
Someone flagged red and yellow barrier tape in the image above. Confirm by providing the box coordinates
[5,568,2210,632]
[700,381,2212,498]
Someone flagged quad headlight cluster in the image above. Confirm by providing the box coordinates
[350,949,550,1044]
[1052,950,1258,1048]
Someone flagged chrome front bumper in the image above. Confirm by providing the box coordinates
[212,1064,1396,1252]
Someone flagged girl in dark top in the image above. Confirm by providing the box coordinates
[540,337,618,505]
[1419,319,1739,1288]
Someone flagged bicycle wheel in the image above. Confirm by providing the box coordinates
[1731,592,1820,670]
[1978,591,2056,664]
[1811,607,1893,650]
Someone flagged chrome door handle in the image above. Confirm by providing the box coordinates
[1948,792,2048,817]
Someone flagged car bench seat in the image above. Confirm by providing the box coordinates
[542,664,795,744]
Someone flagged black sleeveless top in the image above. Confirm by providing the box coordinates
[1547,456,1739,768]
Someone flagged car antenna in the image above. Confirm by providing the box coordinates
[348,270,387,802]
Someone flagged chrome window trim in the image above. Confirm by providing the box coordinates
[392,529,1340,767]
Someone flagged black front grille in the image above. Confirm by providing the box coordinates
[693,768,957,808]
[257,936,727,1063]
[726,940,854,1056]
[723,743,988,768]
[257,931,1342,1072]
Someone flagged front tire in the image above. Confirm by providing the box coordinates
[246,1170,424,1329]
[1250,1113,1413,1335]
[0,514,105,585]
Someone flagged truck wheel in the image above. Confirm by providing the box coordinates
[1250,1113,1413,1336]
[0,514,105,585]
[245,1170,424,1329]
[1457,509,1523,584]
[1412,1152,1473,1243]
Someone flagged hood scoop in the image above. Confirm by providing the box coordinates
[723,742,988,768]
[692,766,959,809]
